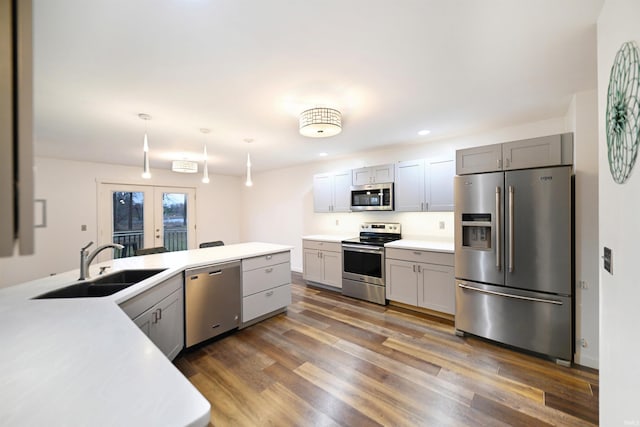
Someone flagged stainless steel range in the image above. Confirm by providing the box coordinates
[342,222,401,305]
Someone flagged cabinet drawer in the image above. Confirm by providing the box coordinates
[119,273,183,320]
[303,240,341,252]
[242,261,290,296]
[242,251,290,272]
[242,284,291,323]
[386,248,454,266]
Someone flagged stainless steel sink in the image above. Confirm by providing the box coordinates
[33,268,167,299]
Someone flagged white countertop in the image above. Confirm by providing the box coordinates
[302,234,356,243]
[0,242,292,427]
[385,239,455,253]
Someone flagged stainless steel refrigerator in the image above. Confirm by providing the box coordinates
[454,166,573,363]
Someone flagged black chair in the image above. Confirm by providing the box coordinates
[135,246,168,256]
[199,240,224,248]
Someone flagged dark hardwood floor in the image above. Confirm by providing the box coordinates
[174,280,598,426]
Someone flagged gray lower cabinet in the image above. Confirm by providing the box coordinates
[385,248,455,315]
[302,240,342,288]
[241,251,291,326]
[119,274,184,361]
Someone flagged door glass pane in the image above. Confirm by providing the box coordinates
[112,191,144,258]
[162,193,188,252]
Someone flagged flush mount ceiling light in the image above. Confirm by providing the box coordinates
[299,107,342,138]
[172,160,198,174]
[139,113,152,179]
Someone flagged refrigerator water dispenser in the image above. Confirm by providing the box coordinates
[461,214,492,250]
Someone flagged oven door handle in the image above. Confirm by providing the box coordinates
[342,244,384,253]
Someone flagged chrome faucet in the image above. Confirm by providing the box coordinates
[79,241,124,280]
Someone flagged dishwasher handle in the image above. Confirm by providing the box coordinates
[186,260,241,278]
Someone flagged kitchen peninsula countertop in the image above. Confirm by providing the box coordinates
[0,242,292,427]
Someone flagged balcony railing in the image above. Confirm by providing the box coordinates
[112,229,188,258]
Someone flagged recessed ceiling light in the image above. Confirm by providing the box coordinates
[319,152,328,157]
[418,129,431,136]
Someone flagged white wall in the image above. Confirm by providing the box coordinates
[566,90,600,368]
[0,157,242,288]
[597,0,640,424]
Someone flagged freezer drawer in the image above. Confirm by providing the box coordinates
[455,280,572,361]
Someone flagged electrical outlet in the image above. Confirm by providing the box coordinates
[578,338,588,348]
[439,221,445,230]
[579,280,588,289]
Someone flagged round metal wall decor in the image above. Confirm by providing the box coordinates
[606,41,640,184]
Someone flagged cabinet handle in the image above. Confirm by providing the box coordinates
[412,265,416,273]
[157,308,162,321]
[425,202,428,211]
[152,311,158,324]
[266,255,272,260]
[417,265,422,273]
[266,290,274,297]
[265,267,273,273]
[413,251,422,256]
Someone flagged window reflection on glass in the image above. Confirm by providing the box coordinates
[112,191,144,257]
[163,193,188,252]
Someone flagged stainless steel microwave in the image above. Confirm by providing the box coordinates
[350,183,394,211]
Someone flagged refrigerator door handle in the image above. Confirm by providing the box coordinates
[457,283,563,305]
[495,186,501,271]
[508,185,514,273]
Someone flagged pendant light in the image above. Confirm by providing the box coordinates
[244,138,253,187]
[201,128,210,184]
[139,113,152,179]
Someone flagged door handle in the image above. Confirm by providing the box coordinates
[457,283,562,305]
[508,186,514,273]
[495,186,501,271]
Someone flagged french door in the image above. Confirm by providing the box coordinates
[98,184,196,258]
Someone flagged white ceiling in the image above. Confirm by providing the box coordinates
[33,0,603,176]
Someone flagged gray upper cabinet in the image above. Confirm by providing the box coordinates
[395,157,454,212]
[456,133,573,175]
[313,171,351,213]
[426,158,455,211]
[352,164,395,185]
[456,143,502,175]
[503,134,572,170]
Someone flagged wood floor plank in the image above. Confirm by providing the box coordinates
[384,336,545,402]
[174,283,598,426]
[263,362,381,427]
[471,394,554,427]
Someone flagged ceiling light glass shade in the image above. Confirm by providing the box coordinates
[202,145,210,183]
[172,160,198,173]
[141,133,151,179]
[245,153,253,187]
[299,108,342,138]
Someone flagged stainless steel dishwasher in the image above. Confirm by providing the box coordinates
[184,260,241,347]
